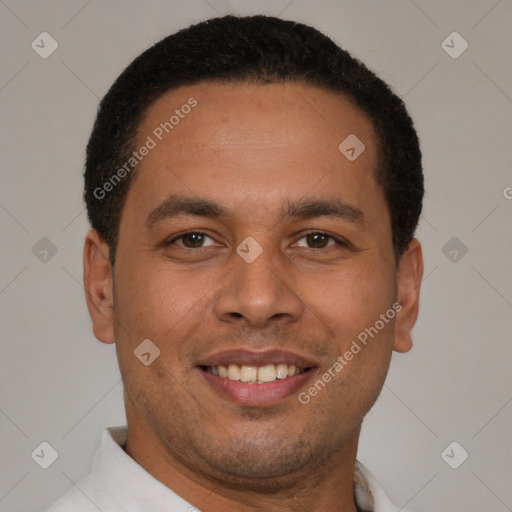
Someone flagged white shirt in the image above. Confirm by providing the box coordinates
[47,426,408,512]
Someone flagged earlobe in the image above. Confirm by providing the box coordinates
[83,229,115,344]
[393,238,423,353]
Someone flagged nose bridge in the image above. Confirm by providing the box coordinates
[238,246,281,297]
[214,241,303,328]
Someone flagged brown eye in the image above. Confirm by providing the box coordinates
[305,233,330,248]
[295,232,339,249]
[169,232,216,248]
[181,233,205,248]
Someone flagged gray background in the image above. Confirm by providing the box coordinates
[1,1,511,511]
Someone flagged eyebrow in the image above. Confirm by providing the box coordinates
[146,194,366,228]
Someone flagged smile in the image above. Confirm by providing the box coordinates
[196,349,318,405]
[201,363,309,384]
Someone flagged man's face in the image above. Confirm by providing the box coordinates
[87,82,420,489]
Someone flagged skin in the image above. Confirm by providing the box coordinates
[83,82,423,512]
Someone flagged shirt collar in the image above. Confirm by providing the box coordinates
[92,426,404,512]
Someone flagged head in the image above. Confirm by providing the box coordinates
[83,15,423,493]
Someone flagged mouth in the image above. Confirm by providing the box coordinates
[199,363,309,383]
[196,349,318,406]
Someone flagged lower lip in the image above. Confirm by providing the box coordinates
[199,368,315,406]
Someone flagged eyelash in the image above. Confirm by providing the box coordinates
[166,231,347,250]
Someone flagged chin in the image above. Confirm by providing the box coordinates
[168,426,336,493]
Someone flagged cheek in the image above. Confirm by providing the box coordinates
[324,261,396,394]
[114,256,207,333]
[111,254,223,377]
[111,261,195,393]
[305,258,396,338]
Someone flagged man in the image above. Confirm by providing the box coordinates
[48,14,423,512]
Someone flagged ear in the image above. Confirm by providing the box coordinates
[393,238,423,353]
[83,228,115,344]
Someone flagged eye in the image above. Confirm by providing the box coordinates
[168,232,218,249]
[294,231,344,249]
[166,231,347,251]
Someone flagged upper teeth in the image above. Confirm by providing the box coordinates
[206,363,304,383]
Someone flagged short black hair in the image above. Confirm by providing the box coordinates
[84,14,423,265]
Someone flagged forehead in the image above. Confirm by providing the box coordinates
[125,81,384,225]
[137,81,378,164]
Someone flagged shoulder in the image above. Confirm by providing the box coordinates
[354,461,413,512]
[46,475,99,512]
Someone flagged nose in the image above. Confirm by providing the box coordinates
[213,244,304,329]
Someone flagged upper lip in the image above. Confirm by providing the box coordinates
[195,349,319,369]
